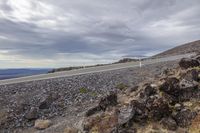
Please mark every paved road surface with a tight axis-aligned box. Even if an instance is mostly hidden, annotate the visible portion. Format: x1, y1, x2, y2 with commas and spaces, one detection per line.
0, 53, 195, 85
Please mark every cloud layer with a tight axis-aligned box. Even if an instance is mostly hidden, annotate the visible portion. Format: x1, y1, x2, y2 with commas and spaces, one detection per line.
0, 0, 200, 68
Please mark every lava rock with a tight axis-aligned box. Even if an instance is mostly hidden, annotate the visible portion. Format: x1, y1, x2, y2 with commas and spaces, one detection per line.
174, 109, 197, 127
179, 79, 198, 91
39, 94, 58, 109
85, 106, 101, 117
99, 92, 117, 111
159, 77, 180, 97
131, 100, 148, 123
144, 85, 157, 97
146, 97, 171, 121
183, 69, 200, 82
25, 107, 38, 120
160, 117, 177, 131
118, 105, 135, 127
179, 58, 200, 69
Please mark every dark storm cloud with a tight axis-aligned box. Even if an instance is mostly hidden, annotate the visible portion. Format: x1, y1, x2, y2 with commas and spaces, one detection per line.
0, 0, 200, 67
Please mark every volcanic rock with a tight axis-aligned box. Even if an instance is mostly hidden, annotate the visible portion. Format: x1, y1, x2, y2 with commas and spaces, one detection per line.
25, 107, 38, 120
118, 105, 135, 127
159, 77, 180, 97
160, 117, 177, 131
98, 92, 117, 111
179, 58, 199, 69
174, 109, 197, 127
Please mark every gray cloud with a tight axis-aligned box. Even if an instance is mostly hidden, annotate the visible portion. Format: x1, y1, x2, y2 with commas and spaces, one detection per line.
0, 0, 200, 68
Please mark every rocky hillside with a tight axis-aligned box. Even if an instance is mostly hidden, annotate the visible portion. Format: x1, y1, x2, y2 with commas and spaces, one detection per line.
154, 40, 200, 58
78, 54, 200, 133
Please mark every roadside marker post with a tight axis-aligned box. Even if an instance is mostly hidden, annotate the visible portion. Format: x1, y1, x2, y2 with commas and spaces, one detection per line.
139, 58, 142, 68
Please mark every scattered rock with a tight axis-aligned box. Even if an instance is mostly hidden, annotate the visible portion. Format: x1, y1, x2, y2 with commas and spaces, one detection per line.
85, 105, 101, 117
179, 58, 199, 69
125, 86, 138, 94
174, 103, 182, 111
179, 79, 198, 91
159, 77, 180, 97
182, 69, 200, 82
25, 107, 38, 120
144, 85, 157, 97
118, 105, 135, 127
174, 109, 197, 127
34, 119, 52, 130
160, 117, 177, 131
146, 97, 171, 120
98, 92, 117, 111
131, 100, 148, 123
64, 127, 79, 133
39, 93, 58, 109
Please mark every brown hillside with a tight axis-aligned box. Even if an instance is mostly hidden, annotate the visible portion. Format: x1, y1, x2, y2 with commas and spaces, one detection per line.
154, 40, 200, 58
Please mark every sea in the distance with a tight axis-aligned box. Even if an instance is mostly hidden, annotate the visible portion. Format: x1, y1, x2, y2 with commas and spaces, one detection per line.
0, 68, 51, 80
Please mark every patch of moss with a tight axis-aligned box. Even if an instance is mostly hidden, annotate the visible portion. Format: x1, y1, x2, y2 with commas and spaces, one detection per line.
91, 92, 98, 97
79, 87, 88, 94
116, 83, 128, 90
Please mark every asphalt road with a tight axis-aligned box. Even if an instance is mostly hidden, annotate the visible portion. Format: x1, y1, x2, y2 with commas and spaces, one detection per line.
0, 53, 195, 85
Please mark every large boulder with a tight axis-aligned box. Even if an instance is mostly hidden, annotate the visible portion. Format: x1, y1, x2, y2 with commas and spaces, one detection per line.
146, 97, 171, 121
131, 100, 148, 123
179, 58, 199, 69
179, 79, 198, 91
85, 93, 117, 117
98, 93, 117, 111
159, 77, 180, 97
118, 105, 135, 128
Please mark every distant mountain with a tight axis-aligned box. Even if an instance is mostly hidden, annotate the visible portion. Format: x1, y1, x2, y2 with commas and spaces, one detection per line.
0, 69, 50, 80
154, 40, 200, 58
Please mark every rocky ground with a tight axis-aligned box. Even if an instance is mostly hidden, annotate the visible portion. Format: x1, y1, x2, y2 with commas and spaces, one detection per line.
80, 54, 200, 133
3, 54, 200, 133
0, 60, 180, 133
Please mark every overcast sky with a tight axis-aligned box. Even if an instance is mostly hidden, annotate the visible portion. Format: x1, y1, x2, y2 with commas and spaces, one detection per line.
0, 0, 200, 68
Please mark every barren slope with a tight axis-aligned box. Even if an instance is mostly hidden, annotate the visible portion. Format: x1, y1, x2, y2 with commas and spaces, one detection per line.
154, 40, 200, 58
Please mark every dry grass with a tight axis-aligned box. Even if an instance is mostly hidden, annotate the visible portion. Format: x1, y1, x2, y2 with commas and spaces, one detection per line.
189, 114, 200, 133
